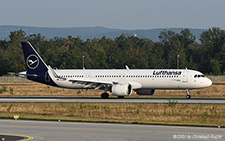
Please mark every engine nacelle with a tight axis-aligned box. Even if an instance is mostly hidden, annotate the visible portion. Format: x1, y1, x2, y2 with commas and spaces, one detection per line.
111, 83, 132, 96
134, 89, 155, 95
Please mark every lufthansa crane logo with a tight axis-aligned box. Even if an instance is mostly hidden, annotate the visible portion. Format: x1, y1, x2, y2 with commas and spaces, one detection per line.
26, 54, 39, 69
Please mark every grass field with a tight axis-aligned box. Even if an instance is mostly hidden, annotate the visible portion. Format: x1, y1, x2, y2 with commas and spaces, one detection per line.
0, 102, 224, 127
0, 82, 225, 127
0, 82, 224, 98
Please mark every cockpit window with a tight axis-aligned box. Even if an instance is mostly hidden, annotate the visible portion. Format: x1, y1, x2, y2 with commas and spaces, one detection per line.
194, 74, 205, 78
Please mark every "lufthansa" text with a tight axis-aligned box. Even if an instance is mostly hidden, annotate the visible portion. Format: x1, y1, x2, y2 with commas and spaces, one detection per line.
153, 71, 182, 75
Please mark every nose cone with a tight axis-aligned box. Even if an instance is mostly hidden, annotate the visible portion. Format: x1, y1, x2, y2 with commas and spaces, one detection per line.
206, 78, 212, 87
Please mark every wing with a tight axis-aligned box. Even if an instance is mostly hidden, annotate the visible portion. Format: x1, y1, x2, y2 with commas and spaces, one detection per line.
69, 79, 116, 89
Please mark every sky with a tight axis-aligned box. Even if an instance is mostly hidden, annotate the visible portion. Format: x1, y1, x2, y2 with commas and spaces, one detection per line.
0, 0, 225, 30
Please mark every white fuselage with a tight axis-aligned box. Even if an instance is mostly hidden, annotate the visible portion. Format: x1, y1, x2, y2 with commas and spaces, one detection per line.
52, 69, 212, 90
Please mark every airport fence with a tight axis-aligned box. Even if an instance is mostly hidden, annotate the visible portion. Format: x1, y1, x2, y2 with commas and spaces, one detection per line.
207, 76, 225, 82
0, 76, 225, 82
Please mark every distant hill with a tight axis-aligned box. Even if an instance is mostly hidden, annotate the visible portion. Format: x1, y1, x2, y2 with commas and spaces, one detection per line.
0, 25, 206, 42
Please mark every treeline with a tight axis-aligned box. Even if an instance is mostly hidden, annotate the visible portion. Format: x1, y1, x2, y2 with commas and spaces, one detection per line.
0, 27, 225, 76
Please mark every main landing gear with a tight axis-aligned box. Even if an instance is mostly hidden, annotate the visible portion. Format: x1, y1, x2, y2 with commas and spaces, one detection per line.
101, 87, 109, 99
100, 93, 125, 99
101, 93, 109, 99
117, 96, 124, 99
186, 89, 191, 99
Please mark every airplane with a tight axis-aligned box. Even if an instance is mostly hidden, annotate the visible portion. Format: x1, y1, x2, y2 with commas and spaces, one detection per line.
19, 41, 212, 99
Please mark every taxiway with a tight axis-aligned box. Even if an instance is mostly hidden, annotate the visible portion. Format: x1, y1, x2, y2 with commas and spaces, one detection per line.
0, 97, 225, 104
0, 120, 224, 141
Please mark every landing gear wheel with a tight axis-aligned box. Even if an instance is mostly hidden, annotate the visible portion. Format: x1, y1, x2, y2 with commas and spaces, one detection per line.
117, 96, 124, 99
186, 95, 191, 99
101, 93, 109, 99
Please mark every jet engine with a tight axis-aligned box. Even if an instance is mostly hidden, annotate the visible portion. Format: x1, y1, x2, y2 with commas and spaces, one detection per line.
134, 89, 155, 95
111, 83, 132, 96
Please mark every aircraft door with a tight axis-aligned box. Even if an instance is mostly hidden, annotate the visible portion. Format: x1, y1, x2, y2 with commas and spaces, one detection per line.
86, 73, 91, 78
182, 71, 188, 82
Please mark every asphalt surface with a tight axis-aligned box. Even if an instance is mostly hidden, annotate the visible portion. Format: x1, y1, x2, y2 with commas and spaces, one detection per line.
0, 134, 27, 141
0, 120, 224, 141
0, 97, 225, 104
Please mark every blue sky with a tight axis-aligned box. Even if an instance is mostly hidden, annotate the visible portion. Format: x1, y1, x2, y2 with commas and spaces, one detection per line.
0, 0, 224, 29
